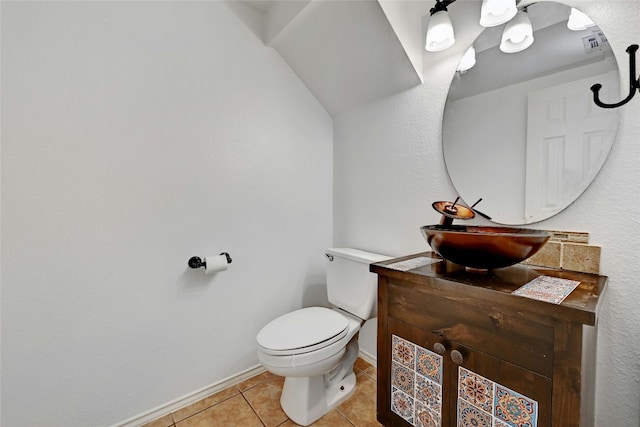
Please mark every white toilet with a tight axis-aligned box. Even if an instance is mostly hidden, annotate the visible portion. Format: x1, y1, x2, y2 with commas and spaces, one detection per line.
256, 248, 390, 426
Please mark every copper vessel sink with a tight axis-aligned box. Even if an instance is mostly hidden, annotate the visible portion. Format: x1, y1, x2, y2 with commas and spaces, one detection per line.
420, 225, 551, 270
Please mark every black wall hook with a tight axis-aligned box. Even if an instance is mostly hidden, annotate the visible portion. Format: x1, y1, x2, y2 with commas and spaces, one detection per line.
591, 44, 639, 109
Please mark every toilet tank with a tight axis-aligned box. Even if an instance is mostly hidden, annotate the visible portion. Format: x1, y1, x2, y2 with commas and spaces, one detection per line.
326, 248, 391, 320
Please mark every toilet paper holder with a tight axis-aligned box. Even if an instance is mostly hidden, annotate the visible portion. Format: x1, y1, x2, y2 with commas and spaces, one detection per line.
188, 252, 232, 269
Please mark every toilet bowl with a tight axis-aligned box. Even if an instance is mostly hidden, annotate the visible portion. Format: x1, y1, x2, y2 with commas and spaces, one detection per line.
257, 307, 362, 425
256, 248, 390, 426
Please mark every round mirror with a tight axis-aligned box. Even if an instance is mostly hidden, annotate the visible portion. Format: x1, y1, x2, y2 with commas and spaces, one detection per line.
443, 2, 619, 225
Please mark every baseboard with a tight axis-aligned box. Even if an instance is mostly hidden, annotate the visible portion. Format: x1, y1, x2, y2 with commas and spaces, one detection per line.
110, 364, 265, 427
111, 350, 378, 427
358, 349, 377, 367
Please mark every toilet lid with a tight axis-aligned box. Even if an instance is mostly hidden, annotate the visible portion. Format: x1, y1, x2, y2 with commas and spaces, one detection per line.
257, 307, 349, 355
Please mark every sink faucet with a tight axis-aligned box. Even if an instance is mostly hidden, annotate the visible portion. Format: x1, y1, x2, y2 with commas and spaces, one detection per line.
433, 197, 475, 227
432, 197, 491, 226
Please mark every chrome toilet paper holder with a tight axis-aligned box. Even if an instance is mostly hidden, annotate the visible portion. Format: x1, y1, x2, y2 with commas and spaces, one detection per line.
188, 252, 232, 269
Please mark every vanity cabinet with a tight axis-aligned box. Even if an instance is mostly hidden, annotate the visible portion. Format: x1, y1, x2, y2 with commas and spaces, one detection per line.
372, 252, 607, 427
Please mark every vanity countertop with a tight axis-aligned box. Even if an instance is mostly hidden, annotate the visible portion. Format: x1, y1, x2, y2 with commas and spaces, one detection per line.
371, 252, 607, 326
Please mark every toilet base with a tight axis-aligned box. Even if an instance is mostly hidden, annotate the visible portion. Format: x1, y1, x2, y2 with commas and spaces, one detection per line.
279, 338, 359, 426
280, 371, 356, 426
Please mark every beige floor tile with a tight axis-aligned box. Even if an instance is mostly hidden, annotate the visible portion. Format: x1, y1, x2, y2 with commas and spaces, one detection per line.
278, 409, 354, 426
337, 373, 382, 427
237, 370, 275, 392
176, 394, 263, 427
363, 367, 377, 382
141, 413, 174, 427
172, 386, 240, 422
353, 358, 373, 374
243, 376, 288, 427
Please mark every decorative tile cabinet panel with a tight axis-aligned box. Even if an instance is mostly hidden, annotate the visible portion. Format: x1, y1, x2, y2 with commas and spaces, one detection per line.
391, 335, 443, 426
372, 253, 607, 427
458, 367, 539, 427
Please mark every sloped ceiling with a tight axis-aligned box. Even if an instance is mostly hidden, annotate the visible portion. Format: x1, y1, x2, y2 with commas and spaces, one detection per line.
234, 0, 423, 116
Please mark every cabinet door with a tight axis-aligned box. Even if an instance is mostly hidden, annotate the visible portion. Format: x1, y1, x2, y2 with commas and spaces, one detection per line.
450, 341, 552, 427
384, 318, 552, 427
386, 318, 453, 427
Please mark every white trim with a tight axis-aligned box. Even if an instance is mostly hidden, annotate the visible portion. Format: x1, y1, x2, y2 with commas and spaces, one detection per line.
358, 349, 377, 368
110, 364, 265, 427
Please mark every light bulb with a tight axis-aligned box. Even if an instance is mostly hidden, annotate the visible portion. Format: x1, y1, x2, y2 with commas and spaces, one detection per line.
500, 10, 534, 53
480, 0, 517, 27
567, 8, 596, 31
510, 32, 526, 44
457, 46, 476, 72
426, 10, 455, 52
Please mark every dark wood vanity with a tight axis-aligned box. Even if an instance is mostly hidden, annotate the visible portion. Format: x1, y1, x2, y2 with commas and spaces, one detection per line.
372, 252, 607, 427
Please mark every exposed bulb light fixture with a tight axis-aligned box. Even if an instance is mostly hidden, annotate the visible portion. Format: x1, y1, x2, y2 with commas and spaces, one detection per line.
426, 1, 456, 52
424, 0, 539, 54
567, 7, 596, 31
457, 46, 476, 72
500, 9, 534, 53
479, 0, 517, 28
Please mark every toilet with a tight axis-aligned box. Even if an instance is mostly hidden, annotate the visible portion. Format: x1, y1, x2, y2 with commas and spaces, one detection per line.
256, 248, 390, 426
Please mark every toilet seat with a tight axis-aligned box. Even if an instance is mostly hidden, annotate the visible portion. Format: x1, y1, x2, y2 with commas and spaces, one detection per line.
257, 307, 349, 356
257, 308, 362, 378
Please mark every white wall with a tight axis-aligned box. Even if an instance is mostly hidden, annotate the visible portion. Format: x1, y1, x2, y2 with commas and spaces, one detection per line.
0, 2, 332, 426
334, 0, 640, 425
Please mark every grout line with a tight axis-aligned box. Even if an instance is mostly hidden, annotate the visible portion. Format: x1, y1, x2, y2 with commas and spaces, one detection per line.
274, 417, 294, 427
239, 391, 269, 427
171, 386, 242, 424
335, 407, 358, 426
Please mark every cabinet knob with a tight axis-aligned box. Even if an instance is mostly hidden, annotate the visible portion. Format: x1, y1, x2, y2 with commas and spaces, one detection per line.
450, 349, 464, 365
433, 342, 446, 355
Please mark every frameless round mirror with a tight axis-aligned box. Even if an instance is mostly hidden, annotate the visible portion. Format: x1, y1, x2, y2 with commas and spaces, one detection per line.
443, 2, 619, 225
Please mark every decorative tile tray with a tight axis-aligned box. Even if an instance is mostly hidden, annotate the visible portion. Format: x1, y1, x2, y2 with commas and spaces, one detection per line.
386, 257, 442, 272
512, 276, 581, 304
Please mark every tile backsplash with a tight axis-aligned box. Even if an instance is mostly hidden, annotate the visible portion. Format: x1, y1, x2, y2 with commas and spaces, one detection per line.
522, 230, 601, 274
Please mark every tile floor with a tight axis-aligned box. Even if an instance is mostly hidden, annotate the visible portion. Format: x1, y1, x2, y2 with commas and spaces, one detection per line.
142, 358, 382, 427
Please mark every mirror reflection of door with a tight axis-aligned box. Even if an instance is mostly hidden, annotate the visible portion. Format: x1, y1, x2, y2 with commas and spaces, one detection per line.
525, 71, 618, 222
